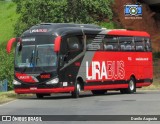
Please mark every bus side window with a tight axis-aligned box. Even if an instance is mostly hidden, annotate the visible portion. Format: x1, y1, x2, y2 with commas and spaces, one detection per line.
67, 37, 81, 51
103, 36, 118, 51
145, 38, 152, 51
86, 35, 104, 51
66, 36, 83, 61
86, 35, 94, 50
59, 35, 83, 65
119, 37, 135, 51
135, 37, 145, 51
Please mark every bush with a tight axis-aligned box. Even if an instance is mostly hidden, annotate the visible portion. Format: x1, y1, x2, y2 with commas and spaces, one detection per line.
99, 22, 116, 29
0, 42, 14, 90
153, 52, 160, 59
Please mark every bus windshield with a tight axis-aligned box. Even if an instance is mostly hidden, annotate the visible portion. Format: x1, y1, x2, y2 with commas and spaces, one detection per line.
15, 44, 57, 68
15, 35, 58, 73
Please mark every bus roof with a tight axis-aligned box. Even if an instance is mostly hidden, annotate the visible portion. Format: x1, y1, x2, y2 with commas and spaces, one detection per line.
22, 23, 102, 36
107, 30, 150, 37
22, 23, 150, 38
32, 23, 102, 30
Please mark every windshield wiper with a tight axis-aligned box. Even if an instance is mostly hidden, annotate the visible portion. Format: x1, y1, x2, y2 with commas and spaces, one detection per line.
21, 50, 34, 73
29, 50, 34, 67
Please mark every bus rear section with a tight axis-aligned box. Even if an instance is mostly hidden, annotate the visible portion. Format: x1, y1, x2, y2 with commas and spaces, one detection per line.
6, 23, 153, 98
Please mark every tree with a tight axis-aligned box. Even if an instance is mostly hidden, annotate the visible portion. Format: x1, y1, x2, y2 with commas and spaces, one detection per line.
13, 0, 114, 36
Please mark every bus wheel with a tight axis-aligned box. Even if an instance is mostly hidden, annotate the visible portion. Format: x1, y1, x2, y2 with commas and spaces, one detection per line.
126, 77, 136, 94
36, 94, 44, 99
71, 81, 81, 98
91, 90, 107, 95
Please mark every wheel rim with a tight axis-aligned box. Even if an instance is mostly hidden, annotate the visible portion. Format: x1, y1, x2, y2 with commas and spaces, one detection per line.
129, 80, 134, 91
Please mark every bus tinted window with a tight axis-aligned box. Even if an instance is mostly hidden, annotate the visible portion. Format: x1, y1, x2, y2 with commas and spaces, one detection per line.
144, 38, 152, 51
135, 37, 145, 51
60, 35, 83, 65
86, 35, 104, 51
119, 37, 135, 51
103, 36, 118, 51
67, 36, 83, 51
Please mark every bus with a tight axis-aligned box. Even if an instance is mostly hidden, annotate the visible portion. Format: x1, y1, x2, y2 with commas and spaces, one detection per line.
6, 23, 153, 98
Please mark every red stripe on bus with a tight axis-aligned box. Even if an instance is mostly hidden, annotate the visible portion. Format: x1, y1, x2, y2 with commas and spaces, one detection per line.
107, 30, 150, 37
84, 84, 128, 90
15, 87, 74, 94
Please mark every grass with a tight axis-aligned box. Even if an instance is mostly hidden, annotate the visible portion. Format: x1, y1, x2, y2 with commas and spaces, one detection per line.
141, 79, 160, 90
0, 91, 33, 104
141, 58, 160, 90
0, 1, 18, 43
0, 91, 17, 104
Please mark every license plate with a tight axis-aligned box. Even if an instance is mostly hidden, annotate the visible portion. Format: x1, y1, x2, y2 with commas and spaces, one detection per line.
30, 87, 37, 90
63, 82, 68, 87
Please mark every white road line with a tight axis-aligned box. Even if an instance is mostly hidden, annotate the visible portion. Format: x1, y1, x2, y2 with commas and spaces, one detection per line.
0, 99, 18, 107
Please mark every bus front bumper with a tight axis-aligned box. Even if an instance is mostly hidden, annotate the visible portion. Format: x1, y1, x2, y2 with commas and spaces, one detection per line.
14, 87, 74, 94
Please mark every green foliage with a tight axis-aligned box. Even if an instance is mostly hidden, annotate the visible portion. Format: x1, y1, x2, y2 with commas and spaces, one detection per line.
13, 0, 114, 36
0, 1, 18, 43
0, 42, 14, 90
0, 1, 18, 90
153, 52, 160, 59
99, 22, 116, 29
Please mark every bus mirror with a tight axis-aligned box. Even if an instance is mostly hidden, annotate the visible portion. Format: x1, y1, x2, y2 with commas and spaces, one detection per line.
6, 37, 21, 54
54, 36, 61, 52
6, 38, 16, 54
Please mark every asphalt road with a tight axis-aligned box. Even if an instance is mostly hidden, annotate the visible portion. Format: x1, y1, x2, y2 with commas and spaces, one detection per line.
0, 91, 160, 124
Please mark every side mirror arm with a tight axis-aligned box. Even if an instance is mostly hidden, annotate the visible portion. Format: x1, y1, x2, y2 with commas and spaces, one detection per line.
6, 37, 21, 54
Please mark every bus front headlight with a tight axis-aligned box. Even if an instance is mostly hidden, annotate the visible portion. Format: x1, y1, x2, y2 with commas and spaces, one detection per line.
46, 78, 59, 85
13, 80, 21, 85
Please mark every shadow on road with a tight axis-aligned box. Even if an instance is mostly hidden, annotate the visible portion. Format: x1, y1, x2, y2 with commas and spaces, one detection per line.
17, 91, 149, 100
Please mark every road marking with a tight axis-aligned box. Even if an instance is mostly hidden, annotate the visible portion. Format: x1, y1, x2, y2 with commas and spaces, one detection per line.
0, 99, 18, 107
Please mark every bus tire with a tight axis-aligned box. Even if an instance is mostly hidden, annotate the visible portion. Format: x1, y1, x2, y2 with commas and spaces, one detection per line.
126, 77, 136, 94
36, 94, 44, 99
71, 81, 81, 98
91, 90, 107, 95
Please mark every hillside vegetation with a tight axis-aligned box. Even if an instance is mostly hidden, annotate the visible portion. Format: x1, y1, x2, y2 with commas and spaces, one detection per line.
0, 1, 18, 90
0, 1, 18, 43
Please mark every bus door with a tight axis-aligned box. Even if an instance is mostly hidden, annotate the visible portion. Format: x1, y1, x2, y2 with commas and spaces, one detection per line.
59, 35, 84, 86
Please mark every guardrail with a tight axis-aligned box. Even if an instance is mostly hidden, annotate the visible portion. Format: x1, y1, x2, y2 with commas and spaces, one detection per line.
0, 79, 8, 92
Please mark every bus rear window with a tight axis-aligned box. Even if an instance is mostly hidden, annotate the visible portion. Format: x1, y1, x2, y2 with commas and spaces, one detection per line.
134, 37, 151, 52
